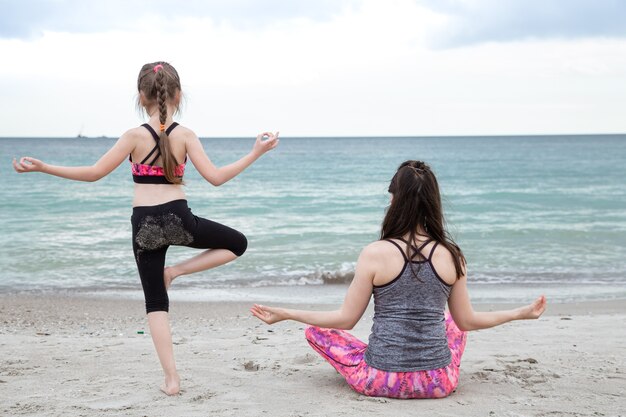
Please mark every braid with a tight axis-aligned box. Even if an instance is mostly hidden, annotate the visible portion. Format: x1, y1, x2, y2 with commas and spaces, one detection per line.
156, 70, 168, 127
153, 64, 183, 185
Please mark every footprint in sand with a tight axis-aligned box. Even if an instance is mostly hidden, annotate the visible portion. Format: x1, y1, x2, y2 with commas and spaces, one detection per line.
190, 390, 216, 402
243, 360, 260, 371
291, 353, 318, 365
471, 357, 559, 388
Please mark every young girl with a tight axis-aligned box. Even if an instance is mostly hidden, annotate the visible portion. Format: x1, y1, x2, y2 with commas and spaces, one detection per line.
251, 160, 546, 399
13, 61, 279, 396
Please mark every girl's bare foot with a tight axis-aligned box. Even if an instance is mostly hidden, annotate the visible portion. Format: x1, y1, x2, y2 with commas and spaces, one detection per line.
163, 267, 178, 290
160, 373, 180, 396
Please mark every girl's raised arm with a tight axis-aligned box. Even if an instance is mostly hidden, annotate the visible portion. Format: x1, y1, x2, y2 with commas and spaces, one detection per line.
186, 131, 279, 186
13, 131, 137, 182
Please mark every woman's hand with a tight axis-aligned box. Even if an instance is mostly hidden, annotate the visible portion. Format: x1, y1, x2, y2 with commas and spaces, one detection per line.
252, 132, 280, 157
13, 157, 45, 173
516, 295, 547, 320
250, 304, 288, 325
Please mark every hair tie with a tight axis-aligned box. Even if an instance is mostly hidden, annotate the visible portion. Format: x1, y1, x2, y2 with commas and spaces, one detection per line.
160, 124, 166, 132
153, 64, 164, 73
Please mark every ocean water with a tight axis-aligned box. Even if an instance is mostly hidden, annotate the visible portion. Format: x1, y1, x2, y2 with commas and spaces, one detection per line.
1, 135, 625, 303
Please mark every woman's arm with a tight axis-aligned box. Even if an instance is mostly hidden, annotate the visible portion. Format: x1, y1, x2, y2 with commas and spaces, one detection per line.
250, 244, 379, 329
12, 131, 136, 182
447, 275, 546, 331
186, 132, 279, 186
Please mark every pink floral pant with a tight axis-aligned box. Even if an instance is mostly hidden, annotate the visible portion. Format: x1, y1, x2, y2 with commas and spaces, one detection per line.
305, 312, 467, 399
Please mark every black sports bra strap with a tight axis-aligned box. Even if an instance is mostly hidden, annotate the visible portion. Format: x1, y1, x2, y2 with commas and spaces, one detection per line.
427, 241, 439, 260
397, 237, 434, 260
396, 237, 420, 254
140, 146, 160, 165
416, 239, 433, 252
142, 123, 160, 141
165, 122, 179, 135
161, 123, 180, 165
143, 122, 178, 138
147, 150, 162, 166
385, 239, 409, 262
139, 124, 161, 165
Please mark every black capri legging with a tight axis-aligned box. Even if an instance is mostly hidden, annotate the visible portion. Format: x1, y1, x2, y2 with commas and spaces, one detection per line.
131, 199, 247, 313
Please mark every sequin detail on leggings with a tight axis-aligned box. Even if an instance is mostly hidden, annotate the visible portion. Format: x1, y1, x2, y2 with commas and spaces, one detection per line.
304, 312, 467, 399
134, 213, 193, 256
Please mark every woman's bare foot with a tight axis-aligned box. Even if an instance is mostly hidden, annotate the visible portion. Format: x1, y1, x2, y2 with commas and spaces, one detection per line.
160, 373, 180, 396
163, 267, 178, 290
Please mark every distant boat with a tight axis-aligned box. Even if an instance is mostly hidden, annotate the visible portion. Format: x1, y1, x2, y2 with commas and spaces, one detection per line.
77, 124, 86, 138
77, 124, 109, 139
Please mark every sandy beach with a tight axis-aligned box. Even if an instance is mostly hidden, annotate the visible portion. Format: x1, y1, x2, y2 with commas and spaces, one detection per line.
0, 293, 624, 417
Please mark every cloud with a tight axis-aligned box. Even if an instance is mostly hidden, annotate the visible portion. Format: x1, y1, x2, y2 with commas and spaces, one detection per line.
420, 0, 626, 47
0, 0, 361, 39
2, 0, 626, 137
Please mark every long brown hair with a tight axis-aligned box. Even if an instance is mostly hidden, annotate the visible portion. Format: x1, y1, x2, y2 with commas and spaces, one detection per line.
380, 160, 466, 279
137, 61, 183, 185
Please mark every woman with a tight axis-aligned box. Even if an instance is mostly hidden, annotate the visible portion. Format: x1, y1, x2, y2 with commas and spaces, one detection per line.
251, 160, 546, 399
13, 61, 279, 396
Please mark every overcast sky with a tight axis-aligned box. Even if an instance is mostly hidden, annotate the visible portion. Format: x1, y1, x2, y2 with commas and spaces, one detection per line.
1, 0, 626, 137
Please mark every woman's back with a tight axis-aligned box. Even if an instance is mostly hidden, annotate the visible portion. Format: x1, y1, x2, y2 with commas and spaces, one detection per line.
365, 238, 453, 372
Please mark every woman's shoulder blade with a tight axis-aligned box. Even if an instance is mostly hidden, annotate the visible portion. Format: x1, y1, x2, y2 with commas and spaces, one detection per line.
429, 244, 458, 285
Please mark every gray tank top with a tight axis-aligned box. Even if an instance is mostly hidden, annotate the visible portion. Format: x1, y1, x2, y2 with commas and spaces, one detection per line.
364, 238, 453, 372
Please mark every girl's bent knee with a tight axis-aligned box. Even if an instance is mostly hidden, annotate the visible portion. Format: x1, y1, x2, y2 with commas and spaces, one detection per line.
232, 232, 248, 257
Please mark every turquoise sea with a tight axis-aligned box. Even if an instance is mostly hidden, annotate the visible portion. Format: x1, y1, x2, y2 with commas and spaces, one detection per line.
1, 135, 625, 304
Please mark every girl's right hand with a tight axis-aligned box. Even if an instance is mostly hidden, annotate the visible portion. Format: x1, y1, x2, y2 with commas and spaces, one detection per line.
252, 132, 280, 157
250, 304, 287, 325
13, 157, 45, 173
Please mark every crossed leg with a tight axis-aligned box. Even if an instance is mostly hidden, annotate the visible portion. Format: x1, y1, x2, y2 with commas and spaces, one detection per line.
304, 312, 467, 399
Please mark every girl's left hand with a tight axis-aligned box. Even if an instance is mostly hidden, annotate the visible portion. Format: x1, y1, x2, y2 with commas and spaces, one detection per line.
252, 132, 280, 156
13, 157, 45, 173
250, 304, 287, 325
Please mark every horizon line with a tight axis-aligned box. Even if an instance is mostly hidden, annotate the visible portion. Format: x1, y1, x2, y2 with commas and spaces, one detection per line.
1, 132, 625, 139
